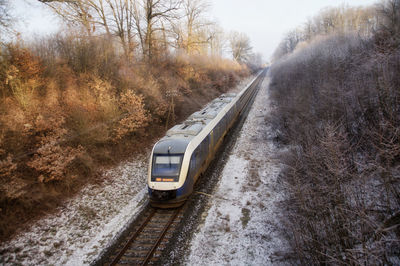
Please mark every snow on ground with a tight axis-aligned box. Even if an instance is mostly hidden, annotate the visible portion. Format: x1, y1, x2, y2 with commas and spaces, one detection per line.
0, 155, 149, 265
185, 77, 288, 265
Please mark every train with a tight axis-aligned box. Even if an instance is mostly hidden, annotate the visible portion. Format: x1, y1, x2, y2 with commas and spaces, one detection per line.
147, 70, 266, 207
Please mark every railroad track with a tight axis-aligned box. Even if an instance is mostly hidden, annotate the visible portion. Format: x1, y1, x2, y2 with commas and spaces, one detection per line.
97, 71, 267, 266
102, 206, 185, 265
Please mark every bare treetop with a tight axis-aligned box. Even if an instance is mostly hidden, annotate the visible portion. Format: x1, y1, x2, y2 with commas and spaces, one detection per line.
229, 31, 253, 63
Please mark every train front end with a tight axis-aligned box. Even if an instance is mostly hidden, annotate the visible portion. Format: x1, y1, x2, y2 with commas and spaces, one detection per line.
148, 138, 192, 208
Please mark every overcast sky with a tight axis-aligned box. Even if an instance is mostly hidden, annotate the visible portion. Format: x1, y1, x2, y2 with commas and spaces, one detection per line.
13, 0, 379, 61
211, 0, 378, 61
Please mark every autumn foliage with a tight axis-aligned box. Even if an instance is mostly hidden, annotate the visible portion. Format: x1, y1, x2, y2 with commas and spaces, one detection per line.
0, 33, 248, 240
113, 91, 150, 141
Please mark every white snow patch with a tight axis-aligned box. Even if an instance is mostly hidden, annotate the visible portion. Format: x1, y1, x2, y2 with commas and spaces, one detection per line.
0, 156, 149, 265
186, 77, 288, 265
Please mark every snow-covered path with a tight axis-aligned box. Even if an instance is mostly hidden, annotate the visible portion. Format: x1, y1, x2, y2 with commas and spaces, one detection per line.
185, 77, 288, 265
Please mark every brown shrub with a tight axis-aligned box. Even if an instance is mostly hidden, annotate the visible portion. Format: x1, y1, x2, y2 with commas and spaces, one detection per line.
61, 74, 121, 145
113, 90, 150, 141
0, 154, 17, 180
24, 109, 83, 183
7, 45, 42, 81
28, 143, 85, 183
4, 45, 43, 109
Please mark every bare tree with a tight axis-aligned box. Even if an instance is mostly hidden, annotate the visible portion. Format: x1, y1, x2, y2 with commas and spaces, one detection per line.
37, 0, 110, 35
139, 0, 181, 60
39, 0, 140, 59
0, 0, 14, 39
0, 0, 10, 27
207, 23, 225, 57
272, 5, 379, 61
247, 52, 263, 69
39, 0, 95, 36
105, 0, 137, 59
285, 29, 303, 52
310, 5, 378, 39
86, 0, 110, 35
228, 31, 252, 63
173, 0, 211, 55
377, 0, 400, 38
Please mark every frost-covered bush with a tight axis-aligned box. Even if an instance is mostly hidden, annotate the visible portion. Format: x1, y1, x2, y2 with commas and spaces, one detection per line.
269, 3, 400, 263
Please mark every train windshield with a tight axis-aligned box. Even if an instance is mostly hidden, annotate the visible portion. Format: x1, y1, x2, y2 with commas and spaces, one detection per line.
152, 155, 183, 177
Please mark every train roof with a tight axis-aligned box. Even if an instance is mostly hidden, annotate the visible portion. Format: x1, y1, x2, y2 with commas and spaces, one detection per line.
153, 92, 237, 154
167, 92, 236, 138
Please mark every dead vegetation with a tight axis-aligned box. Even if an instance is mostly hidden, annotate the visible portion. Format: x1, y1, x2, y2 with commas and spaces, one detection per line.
269, 0, 400, 264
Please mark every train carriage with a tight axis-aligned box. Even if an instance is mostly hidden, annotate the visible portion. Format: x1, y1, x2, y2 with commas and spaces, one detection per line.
148, 70, 265, 207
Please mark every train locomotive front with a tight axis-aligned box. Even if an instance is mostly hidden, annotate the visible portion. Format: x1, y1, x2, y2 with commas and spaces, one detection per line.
148, 136, 193, 207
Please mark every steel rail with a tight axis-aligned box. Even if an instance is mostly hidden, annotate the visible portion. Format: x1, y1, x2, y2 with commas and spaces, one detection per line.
109, 208, 157, 266
141, 208, 181, 266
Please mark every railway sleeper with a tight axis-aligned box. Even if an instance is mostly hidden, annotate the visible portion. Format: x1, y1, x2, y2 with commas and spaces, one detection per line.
128, 243, 166, 251
124, 249, 162, 257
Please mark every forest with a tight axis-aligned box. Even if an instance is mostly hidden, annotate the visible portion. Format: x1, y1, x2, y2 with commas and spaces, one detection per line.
0, 0, 259, 241
270, 0, 400, 263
